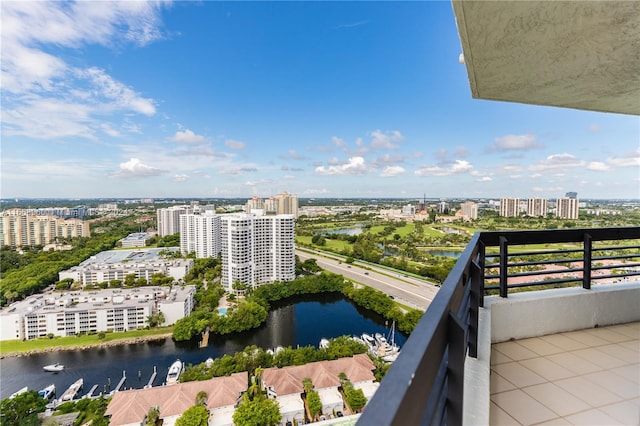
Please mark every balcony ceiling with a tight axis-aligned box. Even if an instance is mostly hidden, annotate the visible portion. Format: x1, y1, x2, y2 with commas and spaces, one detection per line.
452, 1, 640, 115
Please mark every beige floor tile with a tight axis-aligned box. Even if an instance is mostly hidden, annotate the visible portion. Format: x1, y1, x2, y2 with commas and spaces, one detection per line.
583, 370, 640, 399
564, 408, 624, 425
610, 364, 640, 385
610, 323, 640, 339
599, 400, 640, 425
492, 362, 547, 388
532, 418, 572, 425
522, 382, 591, 417
555, 376, 621, 407
494, 341, 539, 361
492, 347, 515, 365
539, 334, 588, 352
561, 330, 610, 347
519, 357, 575, 382
492, 389, 557, 425
596, 342, 640, 364
618, 340, 640, 353
571, 347, 628, 369
583, 327, 632, 344
516, 337, 565, 356
491, 370, 517, 394
546, 352, 601, 375
490, 401, 522, 425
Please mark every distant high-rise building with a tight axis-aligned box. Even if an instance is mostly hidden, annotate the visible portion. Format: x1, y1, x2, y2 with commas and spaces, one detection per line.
499, 198, 520, 217
565, 191, 578, 199
179, 211, 221, 258
220, 214, 295, 291
0, 212, 90, 246
526, 198, 548, 217
437, 201, 449, 214
556, 197, 579, 219
157, 206, 192, 237
275, 192, 299, 218
459, 202, 478, 220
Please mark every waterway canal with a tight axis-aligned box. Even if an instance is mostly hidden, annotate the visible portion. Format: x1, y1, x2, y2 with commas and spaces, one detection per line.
0, 295, 407, 399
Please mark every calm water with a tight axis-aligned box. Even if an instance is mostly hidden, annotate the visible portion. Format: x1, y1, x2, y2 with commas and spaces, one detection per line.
0, 295, 407, 399
323, 227, 363, 236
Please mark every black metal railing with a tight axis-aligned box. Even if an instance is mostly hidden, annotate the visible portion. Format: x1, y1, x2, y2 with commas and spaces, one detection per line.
357, 227, 640, 425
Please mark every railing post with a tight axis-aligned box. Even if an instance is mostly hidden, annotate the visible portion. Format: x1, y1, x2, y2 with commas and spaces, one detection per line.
447, 311, 465, 426
499, 236, 508, 298
478, 241, 485, 307
583, 233, 592, 289
469, 260, 480, 359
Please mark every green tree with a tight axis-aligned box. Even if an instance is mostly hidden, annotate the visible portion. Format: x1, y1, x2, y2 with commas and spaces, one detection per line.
124, 273, 137, 286
195, 391, 208, 406
0, 390, 46, 426
232, 394, 281, 426
175, 405, 209, 426
145, 407, 160, 426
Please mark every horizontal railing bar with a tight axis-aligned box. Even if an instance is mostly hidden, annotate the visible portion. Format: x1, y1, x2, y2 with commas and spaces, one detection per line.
484, 248, 583, 259
592, 262, 640, 270
484, 268, 584, 280
591, 271, 640, 280
479, 227, 640, 246
593, 254, 640, 261
593, 244, 640, 251
502, 277, 583, 288
485, 258, 582, 268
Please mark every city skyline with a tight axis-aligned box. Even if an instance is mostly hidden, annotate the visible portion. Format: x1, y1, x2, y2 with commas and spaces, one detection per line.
2, 2, 639, 200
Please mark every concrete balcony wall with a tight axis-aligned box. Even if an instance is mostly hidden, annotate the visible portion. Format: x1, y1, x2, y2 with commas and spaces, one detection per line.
463, 282, 640, 426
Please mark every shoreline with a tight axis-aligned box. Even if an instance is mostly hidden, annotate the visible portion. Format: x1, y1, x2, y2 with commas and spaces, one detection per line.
0, 333, 173, 359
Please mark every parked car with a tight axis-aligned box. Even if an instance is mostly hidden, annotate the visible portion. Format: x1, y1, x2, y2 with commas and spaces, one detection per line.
336, 411, 344, 417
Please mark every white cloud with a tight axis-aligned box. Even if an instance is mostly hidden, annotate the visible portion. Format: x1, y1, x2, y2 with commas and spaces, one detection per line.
173, 174, 189, 182
1, 1, 166, 140
414, 160, 473, 176
315, 156, 369, 175
282, 149, 306, 160
488, 134, 543, 151
111, 158, 166, 178
380, 166, 405, 177
371, 154, 406, 167
529, 153, 585, 171
587, 161, 610, 172
225, 139, 246, 150
370, 129, 404, 150
169, 129, 207, 144
606, 149, 640, 167
477, 176, 492, 182
303, 188, 330, 195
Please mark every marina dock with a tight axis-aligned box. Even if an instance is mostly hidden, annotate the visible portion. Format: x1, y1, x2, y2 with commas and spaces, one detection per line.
145, 366, 157, 388
114, 371, 126, 392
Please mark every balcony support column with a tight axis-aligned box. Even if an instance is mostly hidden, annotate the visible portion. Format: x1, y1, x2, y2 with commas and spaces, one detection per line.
469, 260, 481, 359
583, 233, 592, 289
499, 236, 508, 298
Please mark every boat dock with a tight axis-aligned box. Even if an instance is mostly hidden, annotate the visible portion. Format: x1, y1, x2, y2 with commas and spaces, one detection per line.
145, 367, 157, 388
114, 371, 126, 392
199, 328, 210, 348
83, 384, 98, 399
59, 379, 83, 402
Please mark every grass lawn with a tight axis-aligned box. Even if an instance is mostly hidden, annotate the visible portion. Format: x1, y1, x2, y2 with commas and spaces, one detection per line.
0, 327, 173, 354
368, 223, 415, 238
297, 236, 352, 252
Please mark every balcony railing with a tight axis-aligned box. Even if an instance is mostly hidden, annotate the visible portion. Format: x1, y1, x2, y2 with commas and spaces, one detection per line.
357, 227, 640, 425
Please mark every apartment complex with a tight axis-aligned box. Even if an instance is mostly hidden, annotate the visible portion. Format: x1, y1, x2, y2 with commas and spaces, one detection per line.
245, 192, 299, 218
220, 214, 296, 291
0, 286, 195, 340
0, 211, 90, 247
58, 248, 193, 286
526, 198, 548, 217
157, 205, 192, 237
556, 197, 580, 219
179, 211, 221, 258
499, 198, 520, 217
458, 202, 478, 220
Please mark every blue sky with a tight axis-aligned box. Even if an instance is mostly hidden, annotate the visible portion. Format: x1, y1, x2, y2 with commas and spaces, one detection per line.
2, 1, 638, 200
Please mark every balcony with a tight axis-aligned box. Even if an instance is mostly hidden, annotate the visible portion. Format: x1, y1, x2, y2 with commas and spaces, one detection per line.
358, 227, 640, 425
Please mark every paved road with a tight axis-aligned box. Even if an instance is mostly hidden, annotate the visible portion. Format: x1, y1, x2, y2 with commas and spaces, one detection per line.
297, 249, 440, 311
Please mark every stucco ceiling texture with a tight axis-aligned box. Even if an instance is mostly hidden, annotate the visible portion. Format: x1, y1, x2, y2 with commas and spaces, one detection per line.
453, 1, 640, 116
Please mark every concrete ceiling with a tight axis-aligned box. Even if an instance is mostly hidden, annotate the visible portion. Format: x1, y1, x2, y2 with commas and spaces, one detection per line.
452, 1, 640, 116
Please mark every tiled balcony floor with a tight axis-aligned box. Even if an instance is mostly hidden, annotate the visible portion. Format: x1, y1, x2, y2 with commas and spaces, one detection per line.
490, 322, 640, 425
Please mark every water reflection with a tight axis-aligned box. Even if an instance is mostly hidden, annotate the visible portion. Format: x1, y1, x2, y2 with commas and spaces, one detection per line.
0, 295, 406, 399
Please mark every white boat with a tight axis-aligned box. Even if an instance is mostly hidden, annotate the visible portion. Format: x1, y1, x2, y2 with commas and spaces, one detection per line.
38, 384, 55, 400
374, 332, 388, 346
319, 338, 330, 349
10, 386, 28, 399
43, 363, 64, 372
59, 379, 82, 401
361, 333, 376, 349
205, 357, 214, 368
166, 359, 183, 384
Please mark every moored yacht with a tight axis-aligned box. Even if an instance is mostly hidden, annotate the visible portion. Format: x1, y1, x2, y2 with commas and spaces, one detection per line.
166, 359, 183, 385
38, 384, 55, 400
43, 363, 64, 372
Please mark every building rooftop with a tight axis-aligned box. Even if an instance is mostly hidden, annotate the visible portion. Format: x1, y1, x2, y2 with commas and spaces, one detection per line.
81, 248, 180, 265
